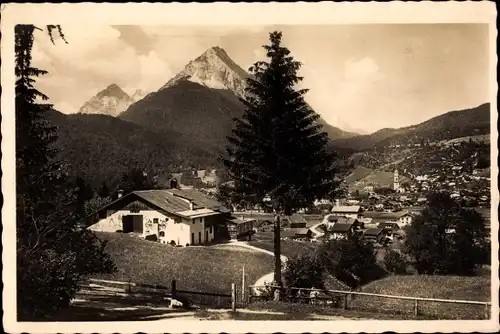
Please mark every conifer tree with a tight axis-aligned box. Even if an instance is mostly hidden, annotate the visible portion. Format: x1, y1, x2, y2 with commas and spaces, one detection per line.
15, 24, 114, 320
223, 31, 337, 299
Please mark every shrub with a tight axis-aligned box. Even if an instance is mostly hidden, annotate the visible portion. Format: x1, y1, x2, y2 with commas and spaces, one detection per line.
170, 240, 176, 247
384, 250, 407, 274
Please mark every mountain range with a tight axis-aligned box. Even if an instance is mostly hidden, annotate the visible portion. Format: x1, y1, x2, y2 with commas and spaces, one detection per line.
331, 103, 491, 151
49, 46, 491, 188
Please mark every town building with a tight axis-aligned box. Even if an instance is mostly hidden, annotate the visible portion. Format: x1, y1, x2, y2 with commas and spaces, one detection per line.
331, 205, 363, 219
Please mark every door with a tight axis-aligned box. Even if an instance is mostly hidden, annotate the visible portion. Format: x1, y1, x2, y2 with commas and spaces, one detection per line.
191, 233, 194, 245
198, 232, 202, 245
132, 215, 143, 233
205, 230, 209, 243
122, 215, 133, 233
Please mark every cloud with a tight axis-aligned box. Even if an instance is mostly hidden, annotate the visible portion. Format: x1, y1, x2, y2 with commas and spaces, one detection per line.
343, 56, 380, 81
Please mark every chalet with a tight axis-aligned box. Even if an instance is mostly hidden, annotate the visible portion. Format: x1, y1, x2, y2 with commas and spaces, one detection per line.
283, 213, 307, 228
331, 205, 363, 219
327, 223, 356, 240
226, 217, 255, 241
293, 228, 313, 240
82, 188, 232, 246
363, 210, 413, 227
324, 215, 364, 231
363, 228, 385, 244
377, 222, 400, 238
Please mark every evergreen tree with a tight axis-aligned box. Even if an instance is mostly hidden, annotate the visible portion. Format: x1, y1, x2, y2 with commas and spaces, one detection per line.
15, 24, 115, 320
119, 167, 158, 195
222, 31, 337, 298
75, 176, 94, 219
403, 191, 489, 275
98, 181, 111, 198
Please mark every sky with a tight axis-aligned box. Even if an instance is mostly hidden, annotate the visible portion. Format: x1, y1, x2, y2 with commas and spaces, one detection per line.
32, 24, 490, 134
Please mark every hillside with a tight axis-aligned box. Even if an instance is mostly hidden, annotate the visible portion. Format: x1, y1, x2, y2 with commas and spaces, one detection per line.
47, 109, 218, 188
332, 103, 490, 150
93, 232, 274, 295
349, 275, 490, 319
120, 80, 245, 151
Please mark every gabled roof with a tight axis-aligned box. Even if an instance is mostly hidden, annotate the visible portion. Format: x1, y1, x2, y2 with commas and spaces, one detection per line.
378, 222, 400, 229
84, 189, 226, 222
329, 223, 353, 233
364, 228, 384, 236
289, 213, 307, 224
331, 205, 361, 213
294, 228, 311, 236
363, 210, 411, 221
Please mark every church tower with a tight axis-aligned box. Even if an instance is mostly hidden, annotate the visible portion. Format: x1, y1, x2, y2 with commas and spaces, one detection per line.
393, 169, 400, 191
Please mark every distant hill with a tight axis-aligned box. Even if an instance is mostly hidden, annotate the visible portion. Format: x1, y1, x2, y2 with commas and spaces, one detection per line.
120, 46, 357, 155
47, 109, 218, 189
331, 103, 490, 150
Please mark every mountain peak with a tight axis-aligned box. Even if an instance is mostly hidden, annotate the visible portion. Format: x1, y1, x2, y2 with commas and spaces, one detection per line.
160, 46, 249, 97
80, 84, 135, 117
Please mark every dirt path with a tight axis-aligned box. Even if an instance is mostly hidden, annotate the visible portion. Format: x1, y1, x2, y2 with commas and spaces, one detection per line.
215, 241, 288, 294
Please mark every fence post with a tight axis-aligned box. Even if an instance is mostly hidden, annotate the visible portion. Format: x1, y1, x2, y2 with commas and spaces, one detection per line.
231, 283, 236, 311
127, 279, 132, 294
414, 299, 419, 317
484, 303, 489, 319
248, 286, 253, 304
171, 279, 177, 300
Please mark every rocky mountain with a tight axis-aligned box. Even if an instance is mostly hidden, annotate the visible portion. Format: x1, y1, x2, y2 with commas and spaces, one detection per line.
79, 84, 135, 117
120, 46, 356, 155
332, 103, 491, 151
131, 89, 149, 102
160, 46, 249, 98
47, 109, 218, 189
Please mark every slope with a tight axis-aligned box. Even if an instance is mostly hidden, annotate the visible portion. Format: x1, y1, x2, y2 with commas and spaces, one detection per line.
47, 109, 218, 189
331, 103, 490, 150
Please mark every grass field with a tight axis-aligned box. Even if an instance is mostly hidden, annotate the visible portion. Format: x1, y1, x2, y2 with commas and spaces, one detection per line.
349, 275, 491, 319
94, 232, 274, 294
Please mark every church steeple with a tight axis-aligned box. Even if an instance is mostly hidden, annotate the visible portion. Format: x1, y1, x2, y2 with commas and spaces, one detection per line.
393, 169, 400, 191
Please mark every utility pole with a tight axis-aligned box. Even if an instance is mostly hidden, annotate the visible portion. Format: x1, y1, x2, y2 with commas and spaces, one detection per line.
274, 213, 282, 301
242, 264, 246, 303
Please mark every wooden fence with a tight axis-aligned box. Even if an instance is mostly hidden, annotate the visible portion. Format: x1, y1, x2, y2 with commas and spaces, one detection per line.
87, 278, 237, 310
248, 285, 491, 320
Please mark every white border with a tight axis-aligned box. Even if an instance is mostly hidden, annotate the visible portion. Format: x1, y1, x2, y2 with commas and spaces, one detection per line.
1, 2, 498, 333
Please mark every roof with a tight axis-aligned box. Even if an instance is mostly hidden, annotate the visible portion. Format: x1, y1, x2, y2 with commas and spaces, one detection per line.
86, 189, 226, 221
328, 223, 353, 233
362, 210, 411, 221
378, 222, 400, 229
331, 205, 361, 213
177, 208, 219, 219
364, 228, 384, 236
226, 217, 251, 225
294, 228, 311, 235
289, 213, 307, 224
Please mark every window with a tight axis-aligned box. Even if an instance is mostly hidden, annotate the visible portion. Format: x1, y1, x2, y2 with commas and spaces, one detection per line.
159, 231, 165, 237
153, 218, 159, 224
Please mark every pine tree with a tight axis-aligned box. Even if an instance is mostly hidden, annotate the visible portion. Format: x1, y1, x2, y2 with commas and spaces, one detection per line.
222, 31, 337, 298
15, 24, 115, 320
